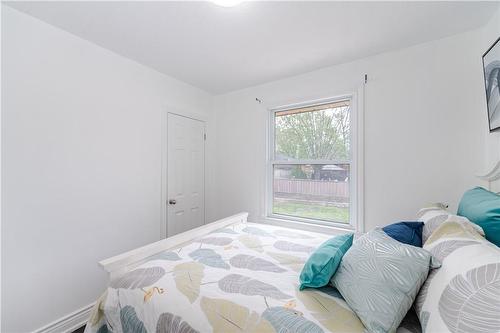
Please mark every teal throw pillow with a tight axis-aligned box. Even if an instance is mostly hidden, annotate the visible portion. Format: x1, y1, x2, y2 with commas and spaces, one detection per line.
457, 186, 500, 247
299, 233, 353, 290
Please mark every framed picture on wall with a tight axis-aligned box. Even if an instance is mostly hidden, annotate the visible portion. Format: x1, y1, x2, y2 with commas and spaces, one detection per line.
483, 36, 500, 132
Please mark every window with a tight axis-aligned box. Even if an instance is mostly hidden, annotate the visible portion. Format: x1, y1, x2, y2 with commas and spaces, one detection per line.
268, 97, 357, 228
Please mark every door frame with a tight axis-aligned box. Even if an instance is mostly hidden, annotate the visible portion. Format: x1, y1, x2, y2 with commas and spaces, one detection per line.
161, 110, 207, 239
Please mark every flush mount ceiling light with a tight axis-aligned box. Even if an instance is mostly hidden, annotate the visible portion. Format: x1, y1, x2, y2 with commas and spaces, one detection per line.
211, 0, 244, 7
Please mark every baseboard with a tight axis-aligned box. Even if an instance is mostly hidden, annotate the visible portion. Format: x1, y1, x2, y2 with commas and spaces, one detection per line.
33, 303, 94, 333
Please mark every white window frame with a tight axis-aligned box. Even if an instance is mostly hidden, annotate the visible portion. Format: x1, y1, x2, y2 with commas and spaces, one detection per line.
265, 93, 364, 231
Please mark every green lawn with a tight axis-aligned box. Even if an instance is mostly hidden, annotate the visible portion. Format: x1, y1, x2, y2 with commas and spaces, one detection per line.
273, 200, 349, 223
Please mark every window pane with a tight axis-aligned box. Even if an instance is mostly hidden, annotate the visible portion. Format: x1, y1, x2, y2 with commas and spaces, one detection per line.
273, 164, 350, 223
275, 100, 350, 161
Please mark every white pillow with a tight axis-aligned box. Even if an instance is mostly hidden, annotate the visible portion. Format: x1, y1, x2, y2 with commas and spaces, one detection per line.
416, 206, 484, 243
414, 219, 500, 333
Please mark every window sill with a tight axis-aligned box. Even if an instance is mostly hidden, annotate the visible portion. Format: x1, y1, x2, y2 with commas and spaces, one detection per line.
251, 215, 355, 235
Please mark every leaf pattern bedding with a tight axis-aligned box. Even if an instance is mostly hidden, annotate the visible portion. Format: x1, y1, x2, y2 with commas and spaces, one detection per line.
85, 222, 368, 333
414, 217, 500, 333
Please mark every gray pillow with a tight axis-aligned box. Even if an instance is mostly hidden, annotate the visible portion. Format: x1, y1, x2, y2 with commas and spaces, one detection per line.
331, 228, 440, 333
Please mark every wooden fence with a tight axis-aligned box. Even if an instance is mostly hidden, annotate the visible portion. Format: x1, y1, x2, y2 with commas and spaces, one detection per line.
274, 178, 349, 200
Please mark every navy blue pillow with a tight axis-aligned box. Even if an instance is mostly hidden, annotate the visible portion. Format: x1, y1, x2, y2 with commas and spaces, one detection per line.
382, 221, 424, 247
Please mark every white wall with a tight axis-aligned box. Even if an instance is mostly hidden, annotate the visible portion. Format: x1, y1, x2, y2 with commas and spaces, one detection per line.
481, 8, 500, 171
1, 6, 215, 332
213, 21, 496, 231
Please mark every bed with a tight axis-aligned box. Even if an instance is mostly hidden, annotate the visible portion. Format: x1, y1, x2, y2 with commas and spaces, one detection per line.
85, 164, 500, 333
86, 214, 373, 333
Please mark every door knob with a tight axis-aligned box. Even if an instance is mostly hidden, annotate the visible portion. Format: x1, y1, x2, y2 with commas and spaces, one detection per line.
169, 199, 177, 205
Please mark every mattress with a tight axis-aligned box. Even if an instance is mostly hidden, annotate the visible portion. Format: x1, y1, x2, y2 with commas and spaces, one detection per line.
85, 221, 421, 333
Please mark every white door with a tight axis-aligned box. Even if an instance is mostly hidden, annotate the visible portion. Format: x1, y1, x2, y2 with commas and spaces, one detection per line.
167, 113, 205, 236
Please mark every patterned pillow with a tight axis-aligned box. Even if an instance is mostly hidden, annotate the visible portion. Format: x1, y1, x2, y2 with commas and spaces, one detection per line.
331, 228, 440, 333
416, 206, 484, 243
415, 219, 500, 333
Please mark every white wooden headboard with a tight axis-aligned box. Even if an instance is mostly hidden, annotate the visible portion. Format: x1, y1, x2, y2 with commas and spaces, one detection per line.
477, 161, 500, 191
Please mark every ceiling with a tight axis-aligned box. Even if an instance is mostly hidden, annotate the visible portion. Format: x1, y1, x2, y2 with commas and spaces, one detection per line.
5, 1, 498, 94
